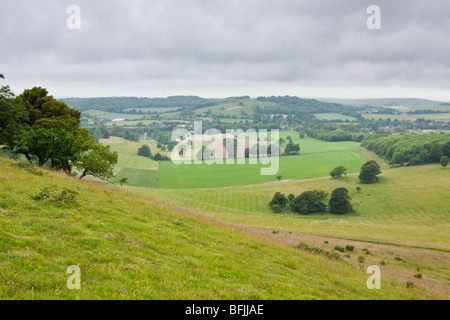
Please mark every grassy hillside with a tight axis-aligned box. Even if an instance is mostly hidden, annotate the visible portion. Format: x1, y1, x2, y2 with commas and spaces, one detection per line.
0, 156, 434, 299
143, 165, 450, 249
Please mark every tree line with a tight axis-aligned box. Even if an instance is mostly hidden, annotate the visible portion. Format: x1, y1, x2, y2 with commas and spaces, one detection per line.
362, 133, 450, 166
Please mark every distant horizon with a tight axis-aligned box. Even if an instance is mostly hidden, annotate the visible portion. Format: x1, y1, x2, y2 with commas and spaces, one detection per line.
57, 94, 447, 103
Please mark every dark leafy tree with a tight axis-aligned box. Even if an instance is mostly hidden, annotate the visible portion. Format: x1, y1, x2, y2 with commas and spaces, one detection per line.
329, 188, 353, 214
137, 144, 152, 158
288, 193, 295, 202
330, 166, 347, 178
429, 143, 444, 163
442, 141, 450, 158
284, 141, 300, 155
358, 160, 381, 184
290, 190, 327, 214
440, 156, 449, 168
153, 152, 162, 161
76, 144, 118, 180
269, 192, 288, 209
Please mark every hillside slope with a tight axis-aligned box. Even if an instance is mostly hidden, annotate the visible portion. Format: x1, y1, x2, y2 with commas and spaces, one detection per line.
0, 157, 439, 299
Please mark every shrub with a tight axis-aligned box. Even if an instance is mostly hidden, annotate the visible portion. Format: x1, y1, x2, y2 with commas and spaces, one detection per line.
414, 273, 423, 279
357, 256, 365, 263
345, 245, 354, 252
271, 204, 282, 213
406, 281, 414, 288
32, 185, 78, 204
296, 242, 342, 261
269, 192, 288, 210
334, 245, 345, 252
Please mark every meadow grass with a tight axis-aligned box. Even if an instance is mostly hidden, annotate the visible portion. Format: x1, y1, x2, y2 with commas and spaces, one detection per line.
0, 156, 433, 299
158, 150, 367, 188
141, 165, 450, 250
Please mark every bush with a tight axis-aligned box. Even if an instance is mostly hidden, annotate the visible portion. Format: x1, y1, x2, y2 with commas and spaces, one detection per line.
297, 242, 342, 261
32, 185, 78, 204
406, 281, 415, 288
271, 204, 282, 213
357, 256, 365, 263
269, 192, 288, 209
334, 245, 345, 252
414, 273, 423, 279
345, 245, 354, 252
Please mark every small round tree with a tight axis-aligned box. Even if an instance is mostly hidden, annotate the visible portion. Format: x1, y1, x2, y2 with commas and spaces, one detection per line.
358, 160, 381, 184
329, 187, 353, 214
137, 144, 152, 158
269, 192, 288, 211
440, 155, 449, 168
330, 166, 347, 179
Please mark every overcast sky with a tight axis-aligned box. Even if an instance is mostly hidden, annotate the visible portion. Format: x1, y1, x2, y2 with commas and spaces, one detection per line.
1, 0, 450, 100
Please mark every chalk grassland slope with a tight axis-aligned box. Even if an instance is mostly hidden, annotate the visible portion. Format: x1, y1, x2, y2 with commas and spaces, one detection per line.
141, 165, 450, 250
0, 157, 432, 299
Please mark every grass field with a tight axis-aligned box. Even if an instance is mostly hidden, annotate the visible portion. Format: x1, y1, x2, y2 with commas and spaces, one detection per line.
144, 165, 450, 249
1, 156, 433, 299
99, 137, 164, 187
194, 99, 278, 117
158, 150, 367, 188
362, 113, 450, 122
314, 113, 357, 121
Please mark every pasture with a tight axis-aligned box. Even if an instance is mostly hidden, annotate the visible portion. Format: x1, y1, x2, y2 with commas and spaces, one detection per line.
1, 156, 431, 299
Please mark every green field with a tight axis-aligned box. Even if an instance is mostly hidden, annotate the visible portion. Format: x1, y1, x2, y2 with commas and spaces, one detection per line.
314, 113, 357, 121
99, 137, 163, 187
84, 109, 147, 121
159, 150, 367, 188
194, 99, 277, 118
122, 107, 181, 113
362, 113, 450, 122
1, 156, 431, 299
145, 165, 450, 248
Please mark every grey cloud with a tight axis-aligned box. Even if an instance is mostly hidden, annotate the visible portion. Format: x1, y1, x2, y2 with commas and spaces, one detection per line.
0, 0, 449, 99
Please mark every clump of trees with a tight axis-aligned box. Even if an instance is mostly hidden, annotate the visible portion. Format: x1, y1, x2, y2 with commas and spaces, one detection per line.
283, 141, 300, 155
362, 133, 450, 166
269, 188, 353, 215
0, 78, 118, 180
358, 160, 381, 184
